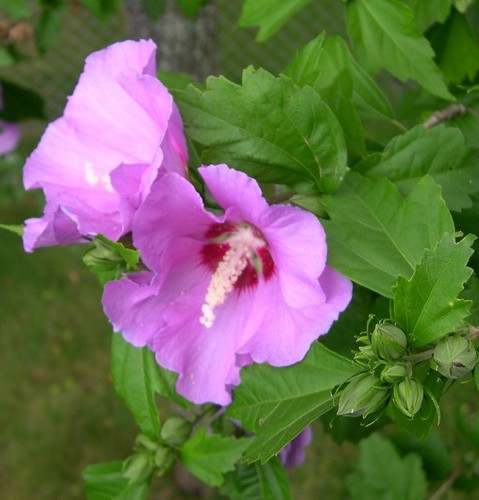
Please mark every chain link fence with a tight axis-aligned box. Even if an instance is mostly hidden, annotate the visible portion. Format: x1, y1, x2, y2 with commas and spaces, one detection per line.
1, 0, 344, 119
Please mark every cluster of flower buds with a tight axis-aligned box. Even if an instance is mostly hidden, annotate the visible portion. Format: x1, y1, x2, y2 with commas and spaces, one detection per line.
338, 319, 479, 422
338, 322, 421, 420
122, 416, 192, 484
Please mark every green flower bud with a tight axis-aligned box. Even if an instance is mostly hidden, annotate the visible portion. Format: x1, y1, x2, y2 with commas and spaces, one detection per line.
135, 433, 159, 451
123, 452, 154, 484
393, 378, 424, 419
337, 372, 389, 418
160, 416, 192, 446
433, 336, 478, 380
154, 445, 176, 476
371, 323, 407, 361
381, 363, 407, 384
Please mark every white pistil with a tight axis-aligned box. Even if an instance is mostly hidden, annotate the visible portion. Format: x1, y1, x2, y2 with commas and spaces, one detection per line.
200, 226, 265, 328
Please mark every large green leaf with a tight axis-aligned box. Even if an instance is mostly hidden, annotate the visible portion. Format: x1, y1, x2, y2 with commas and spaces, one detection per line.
227, 343, 360, 463
220, 459, 291, 500
111, 336, 191, 437
83, 461, 148, 500
174, 68, 347, 192
347, 434, 427, 500
347, 0, 453, 100
321, 173, 454, 297
242, 391, 337, 464
111, 335, 161, 437
238, 0, 311, 42
429, 8, 479, 84
357, 125, 479, 212
179, 428, 250, 487
393, 233, 475, 347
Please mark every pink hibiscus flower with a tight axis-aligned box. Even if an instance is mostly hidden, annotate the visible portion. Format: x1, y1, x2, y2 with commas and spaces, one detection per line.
102, 164, 352, 405
23, 39, 187, 252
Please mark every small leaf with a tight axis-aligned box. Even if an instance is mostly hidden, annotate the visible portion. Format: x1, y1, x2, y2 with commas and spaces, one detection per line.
347, 0, 453, 100
220, 459, 292, 500
82, 461, 148, 500
347, 433, 427, 500
0, 223, 23, 236
174, 67, 346, 192
83, 235, 139, 285
393, 233, 475, 347
80, 0, 122, 20
401, 0, 451, 31
357, 125, 479, 212
321, 173, 454, 297
239, 0, 311, 42
179, 428, 251, 487
429, 8, 479, 84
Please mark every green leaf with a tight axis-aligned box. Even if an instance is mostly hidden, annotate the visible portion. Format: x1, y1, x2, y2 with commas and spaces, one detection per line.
83, 461, 148, 500
174, 68, 347, 192
111, 335, 161, 438
179, 428, 250, 487
83, 235, 139, 285
347, 0, 453, 100
0, 223, 23, 236
239, 0, 311, 42
285, 34, 393, 118
221, 459, 292, 500
357, 125, 479, 212
393, 233, 475, 347
401, 0, 451, 31
0, 79, 45, 121
321, 173, 454, 297
177, 0, 209, 18
227, 343, 360, 463
347, 433, 427, 500
35, 6, 62, 52
0, 0, 30, 18
0, 48, 14, 67
429, 8, 479, 84
141, 0, 167, 20
80, 0, 121, 20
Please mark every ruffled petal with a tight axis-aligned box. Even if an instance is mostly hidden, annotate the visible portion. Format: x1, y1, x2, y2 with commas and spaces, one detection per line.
133, 173, 217, 274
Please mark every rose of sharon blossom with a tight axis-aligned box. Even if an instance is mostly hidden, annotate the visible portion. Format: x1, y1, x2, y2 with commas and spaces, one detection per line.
103, 165, 352, 405
0, 121, 20, 155
279, 426, 313, 468
23, 39, 187, 252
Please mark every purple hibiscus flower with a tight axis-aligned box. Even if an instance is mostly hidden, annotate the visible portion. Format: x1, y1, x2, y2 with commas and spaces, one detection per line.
0, 121, 20, 155
102, 164, 352, 405
23, 39, 187, 252
279, 426, 313, 468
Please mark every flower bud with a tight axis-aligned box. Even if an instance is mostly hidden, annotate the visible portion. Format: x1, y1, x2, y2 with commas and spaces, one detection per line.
381, 363, 407, 384
160, 416, 192, 446
371, 323, 407, 360
393, 378, 424, 418
154, 445, 176, 476
123, 452, 154, 484
337, 373, 389, 418
433, 336, 477, 380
